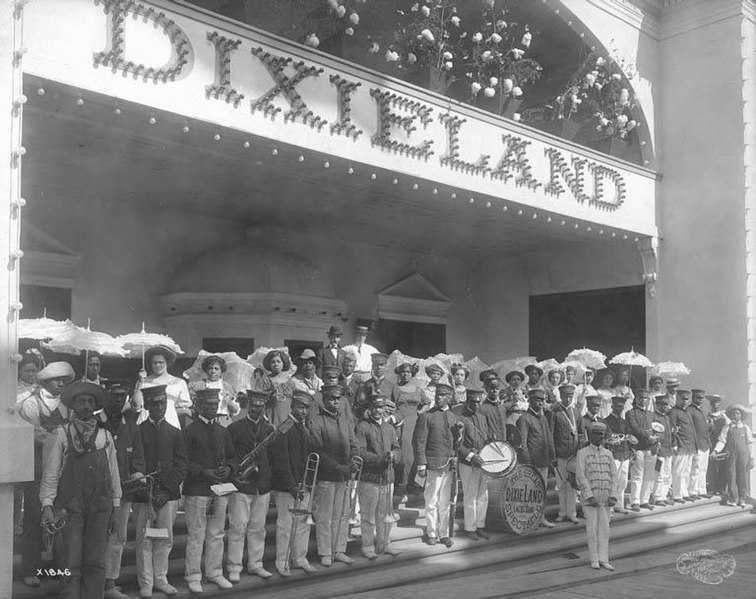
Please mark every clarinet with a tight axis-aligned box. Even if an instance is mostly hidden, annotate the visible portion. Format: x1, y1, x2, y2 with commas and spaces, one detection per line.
448, 422, 464, 539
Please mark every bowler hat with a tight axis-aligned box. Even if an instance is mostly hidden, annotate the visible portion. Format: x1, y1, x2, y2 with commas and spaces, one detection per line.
327, 325, 343, 337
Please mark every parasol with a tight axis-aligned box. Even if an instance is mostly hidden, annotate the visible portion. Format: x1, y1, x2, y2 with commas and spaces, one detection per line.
385, 350, 430, 384
462, 356, 490, 385
18, 317, 78, 340
116, 324, 183, 369
42, 322, 127, 357
245, 347, 297, 385
560, 359, 586, 380
649, 361, 691, 378
565, 348, 607, 370
609, 350, 654, 369
490, 356, 538, 379
537, 358, 562, 375
183, 351, 253, 396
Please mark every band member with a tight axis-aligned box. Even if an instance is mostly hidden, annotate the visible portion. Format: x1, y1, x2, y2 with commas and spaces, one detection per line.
650, 395, 674, 507
714, 404, 753, 507
356, 395, 401, 558
182, 388, 238, 593
687, 389, 711, 499
582, 395, 602, 429
187, 355, 240, 427
133, 346, 192, 430
517, 389, 556, 528
626, 390, 659, 511
270, 391, 317, 575
480, 375, 507, 441
18, 360, 75, 588
603, 396, 636, 514
226, 391, 274, 581
133, 385, 187, 598
317, 325, 347, 377
549, 384, 586, 523
575, 422, 618, 571
103, 381, 146, 599
414, 383, 461, 547
706, 394, 729, 496
668, 389, 696, 503
457, 389, 491, 540
310, 383, 359, 566
342, 325, 379, 383
40, 382, 121, 599
339, 351, 361, 411
311, 365, 353, 425
355, 353, 396, 419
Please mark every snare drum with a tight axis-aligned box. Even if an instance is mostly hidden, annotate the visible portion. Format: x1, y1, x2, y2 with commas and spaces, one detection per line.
479, 441, 518, 478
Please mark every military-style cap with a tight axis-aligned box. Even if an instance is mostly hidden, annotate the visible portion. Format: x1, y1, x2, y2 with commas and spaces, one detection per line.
141, 384, 168, 403
292, 390, 313, 407
371, 353, 389, 364
665, 378, 680, 387
434, 382, 454, 396
691, 389, 706, 397
559, 384, 576, 395
106, 379, 131, 394
245, 389, 269, 406
322, 365, 342, 377
195, 388, 221, 403
585, 394, 601, 404
321, 383, 343, 397
587, 421, 607, 434
370, 395, 387, 407
655, 394, 671, 405
706, 394, 722, 402
528, 389, 547, 400
466, 388, 485, 401
635, 389, 651, 398
611, 395, 626, 404
677, 389, 692, 398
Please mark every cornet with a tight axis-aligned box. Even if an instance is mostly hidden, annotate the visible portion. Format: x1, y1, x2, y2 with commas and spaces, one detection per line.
284, 453, 320, 574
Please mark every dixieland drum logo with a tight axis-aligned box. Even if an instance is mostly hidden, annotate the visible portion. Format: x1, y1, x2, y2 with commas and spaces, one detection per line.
501, 464, 546, 535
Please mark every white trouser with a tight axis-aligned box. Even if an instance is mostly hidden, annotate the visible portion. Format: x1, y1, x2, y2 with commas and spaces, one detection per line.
274, 490, 312, 571
105, 500, 132, 580
133, 500, 178, 590
629, 449, 657, 505
227, 492, 271, 574
688, 449, 710, 496
671, 452, 693, 499
313, 480, 349, 557
424, 467, 452, 539
536, 467, 550, 523
652, 456, 672, 501
612, 459, 630, 508
459, 463, 488, 531
584, 505, 611, 565
554, 458, 577, 518
357, 482, 394, 553
183, 495, 228, 582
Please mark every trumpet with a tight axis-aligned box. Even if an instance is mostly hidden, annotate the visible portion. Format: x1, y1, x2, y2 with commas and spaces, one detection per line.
284, 452, 320, 574
606, 433, 638, 446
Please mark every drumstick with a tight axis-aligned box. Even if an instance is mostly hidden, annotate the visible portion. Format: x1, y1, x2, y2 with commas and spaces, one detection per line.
488, 442, 509, 460
482, 458, 512, 464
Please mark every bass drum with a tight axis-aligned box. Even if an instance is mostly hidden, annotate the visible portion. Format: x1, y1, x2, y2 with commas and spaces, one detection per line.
479, 441, 517, 478
486, 464, 547, 536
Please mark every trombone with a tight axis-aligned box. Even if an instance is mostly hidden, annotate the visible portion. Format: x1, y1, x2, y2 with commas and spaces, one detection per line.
284, 452, 320, 574
336, 456, 363, 550
380, 453, 398, 524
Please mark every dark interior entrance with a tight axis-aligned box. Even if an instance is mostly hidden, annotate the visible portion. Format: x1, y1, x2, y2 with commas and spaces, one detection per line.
372, 319, 446, 358
529, 286, 646, 388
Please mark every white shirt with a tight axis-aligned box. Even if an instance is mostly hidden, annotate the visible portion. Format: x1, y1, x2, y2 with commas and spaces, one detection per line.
342, 343, 379, 372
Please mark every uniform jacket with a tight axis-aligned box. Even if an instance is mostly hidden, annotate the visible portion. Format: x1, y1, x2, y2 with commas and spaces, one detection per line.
457, 408, 489, 467
668, 405, 696, 453
517, 408, 555, 467
653, 412, 673, 457
310, 408, 358, 482
479, 400, 507, 442
549, 403, 586, 459
317, 346, 347, 376
355, 377, 397, 414
183, 417, 238, 496
575, 443, 617, 506
227, 416, 274, 495
269, 415, 311, 494
355, 417, 400, 485
603, 413, 633, 461
103, 412, 146, 499
138, 418, 187, 501
688, 404, 711, 452
413, 407, 460, 470
626, 407, 657, 451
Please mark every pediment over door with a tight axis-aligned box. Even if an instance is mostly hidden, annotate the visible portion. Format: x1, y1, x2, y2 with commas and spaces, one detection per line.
377, 273, 451, 324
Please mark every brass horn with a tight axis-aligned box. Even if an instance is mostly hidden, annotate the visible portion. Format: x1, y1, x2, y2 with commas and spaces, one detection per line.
284, 452, 320, 575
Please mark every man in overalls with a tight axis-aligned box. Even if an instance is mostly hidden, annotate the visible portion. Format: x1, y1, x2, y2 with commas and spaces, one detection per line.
18, 361, 75, 587
714, 404, 753, 507
40, 381, 122, 599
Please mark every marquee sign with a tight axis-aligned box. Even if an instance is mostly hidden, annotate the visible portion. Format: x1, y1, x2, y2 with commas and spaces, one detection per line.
22, 0, 657, 235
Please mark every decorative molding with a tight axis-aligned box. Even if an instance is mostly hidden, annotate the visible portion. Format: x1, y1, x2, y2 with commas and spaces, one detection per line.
658, 0, 745, 40
161, 291, 346, 318
377, 273, 450, 324
637, 237, 659, 297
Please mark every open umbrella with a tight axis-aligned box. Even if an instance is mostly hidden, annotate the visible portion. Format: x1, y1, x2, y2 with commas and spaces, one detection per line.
42, 323, 126, 357
385, 350, 427, 383
462, 356, 490, 385
537, 358, 562, 374
565, 348, 607, 370
609, 350, 654, 369
245, 346, 297, 385
560, 359, 586, 380
650, 361, 691, 378
116, 324, 183, 369
183, 351, 253, 396
18, 317, 78, 340
490, 356, 538, 379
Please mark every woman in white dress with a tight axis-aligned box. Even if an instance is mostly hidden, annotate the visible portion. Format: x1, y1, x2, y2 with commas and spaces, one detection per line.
187, 355, 240, 427
133, 345, 191, 429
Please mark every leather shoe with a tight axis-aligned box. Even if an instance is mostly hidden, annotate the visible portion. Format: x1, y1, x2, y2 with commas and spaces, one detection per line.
653, 500, 667, 507
476, 528, 491, 539
590, 562, 600, 570
139, 588, 153, 599
363, 549, 377, 559
555, 516, 566, 522
154, 584, 179, 596
277, 568, 291, 577
540, 519, 556, 528
673, 498, 685, 504
187, 581, 203, 594
688, 494, 700, 501
427, 537, 438, 546
629, 503, 641, 512
440, 537, 454, 548
227, 571, 240, 583
296, 561, 317, 573
726, 501, 738, 507
384, 547, 402, 556
466, 530, 480, 541
334, 552, 354, 564
613, 508, 629, 515
665, 499, 675, 506
639, 503, 655, 510
105, 588, 133, 599
248, 567, 273, 579
208, 576, 233, 590
568, 516, 581, 523
684, 496, 695, 503
600, 561, 615, 571
320, 556, 333, 567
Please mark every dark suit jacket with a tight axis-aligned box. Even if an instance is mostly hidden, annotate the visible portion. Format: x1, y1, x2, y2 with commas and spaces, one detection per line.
317, 346, 347, 376
138, 418, 188, 501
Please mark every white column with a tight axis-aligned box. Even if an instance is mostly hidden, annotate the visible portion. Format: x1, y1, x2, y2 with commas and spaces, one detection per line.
0, 1, 35, 596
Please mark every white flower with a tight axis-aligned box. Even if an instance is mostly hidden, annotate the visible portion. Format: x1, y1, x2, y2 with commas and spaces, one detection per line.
612, 73, 622, 81
472, 32, 483, 43
511, 48, 524, 59
444, 61, 453, 70
411, 2, 419, 11
594, 82, 603, 92
345, 27, 354, 36
481, 50, 493, 62
521, 32, 532, 48
484, 0, 495, 7
596, 57, 606, 66
349, 12, 359, 24
616, 114, 628, 127
336, 5, 346, 18
385, 50, 399, 62
619, 88, 630, 105
407, 52, 418, 64
627, 120, 637, 130
512, 86, 523, 98
421, 29, 435, 42
368, 42, 380, 53
451, 16, 461, 27
304, 34, 320, 48
502, 78, 513, 92
327, 0, 339, 9
599, 117, 609, 127
483, 86, 496, 98
443, 51, 453, 60
513, 113, 521, 121
496, 20, 507, 30
489, 76, 498, 86
471, 81, 482, 95
421, 5, 430, 17
585, 73, 596, 86
490, 33, 502, 44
